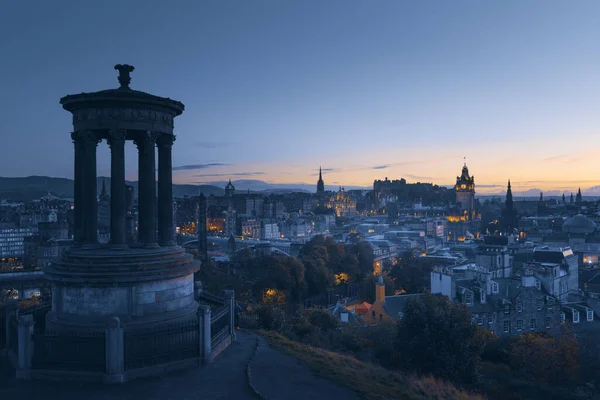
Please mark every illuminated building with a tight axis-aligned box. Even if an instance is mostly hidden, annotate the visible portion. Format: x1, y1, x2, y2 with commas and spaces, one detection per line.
454, 162, 476, 221
328, 187, 357, 217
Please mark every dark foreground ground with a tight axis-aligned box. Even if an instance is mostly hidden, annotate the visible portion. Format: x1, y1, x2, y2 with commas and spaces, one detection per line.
0, 330, 359, 400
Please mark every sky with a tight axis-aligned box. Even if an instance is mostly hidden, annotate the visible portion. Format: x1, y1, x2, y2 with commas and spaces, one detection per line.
1, 1, 600, 195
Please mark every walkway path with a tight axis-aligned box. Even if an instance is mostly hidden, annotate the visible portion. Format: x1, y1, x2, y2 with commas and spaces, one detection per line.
249, 336, 361, 400
0, 331, 359, 400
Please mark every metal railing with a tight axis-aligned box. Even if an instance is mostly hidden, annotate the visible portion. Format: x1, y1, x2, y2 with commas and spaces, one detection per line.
32, 331, 106, 372
124, 319, 199, 371
210, 304, 230, 348
9, 315, 18, 355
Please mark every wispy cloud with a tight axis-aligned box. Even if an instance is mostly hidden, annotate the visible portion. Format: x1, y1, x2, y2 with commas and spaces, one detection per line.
172, 163, 229, 171
194, 172, 264, 178
373, 165, 388, 170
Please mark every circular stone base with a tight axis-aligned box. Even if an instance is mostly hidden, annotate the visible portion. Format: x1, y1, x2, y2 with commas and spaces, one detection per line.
43, 245, 200, 332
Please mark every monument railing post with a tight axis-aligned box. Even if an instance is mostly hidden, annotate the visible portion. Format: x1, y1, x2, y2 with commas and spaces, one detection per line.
108, 129, 128, 249
157, 134, 175, 246
223, 290, 236, 342
3, 300, 17, 356
105, 316, 124, 383
198, 305, 211, 364
16, 314, 33, 379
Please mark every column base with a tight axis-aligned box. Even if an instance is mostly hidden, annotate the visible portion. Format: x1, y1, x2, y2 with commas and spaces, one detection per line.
109, 243, 129, 250
143, 242, 161, 249
158, 241, 176, 247
80, 243, 100, 251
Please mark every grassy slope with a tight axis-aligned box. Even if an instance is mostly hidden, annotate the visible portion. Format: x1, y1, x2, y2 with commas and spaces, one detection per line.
260, 331, 486, 400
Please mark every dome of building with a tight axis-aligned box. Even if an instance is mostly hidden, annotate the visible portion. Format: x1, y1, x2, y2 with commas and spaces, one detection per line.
562, 214, 597, 234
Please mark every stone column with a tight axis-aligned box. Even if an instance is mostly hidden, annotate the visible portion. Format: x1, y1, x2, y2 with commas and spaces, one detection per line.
104, 316, 124, 383
107, 130, 127, 249
198, 305, 211, 364
81, 131, 100, 246
71, 132, 85, 245
135, 132, 158, 248
16, 314, 33, 380
223, 290, 236, 342
157, 134, 176, 246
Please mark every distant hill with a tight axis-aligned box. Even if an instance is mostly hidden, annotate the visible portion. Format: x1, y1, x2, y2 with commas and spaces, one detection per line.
0, 176, 224, 201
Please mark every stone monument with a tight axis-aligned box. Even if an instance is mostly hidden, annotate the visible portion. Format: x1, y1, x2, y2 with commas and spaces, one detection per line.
44, 64, 200, 332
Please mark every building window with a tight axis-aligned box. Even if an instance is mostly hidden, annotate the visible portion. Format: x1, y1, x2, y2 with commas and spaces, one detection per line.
464, 291, 473, 306
561, 312, 566, 324
536, 298, 543, 311
530, 318, 536, 330
480, 291, 486, 304
516, 300, 523, 313
488, 314, 495, 325
587, 309, 594, 322
477, 316, 483, 325
516, 319, 523, 331
503, 320, 510, 333
504, 304, 510, 314
545, 317, 552, 329
492, 282, 499, 294
573, 311, 580, 323
535, 279, 541, 290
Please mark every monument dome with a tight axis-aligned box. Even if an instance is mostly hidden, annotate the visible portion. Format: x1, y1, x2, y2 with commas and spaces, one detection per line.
562, 214, 596, 234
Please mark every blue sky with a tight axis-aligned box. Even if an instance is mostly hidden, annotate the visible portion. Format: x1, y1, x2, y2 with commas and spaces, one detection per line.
1, 1, 600, 193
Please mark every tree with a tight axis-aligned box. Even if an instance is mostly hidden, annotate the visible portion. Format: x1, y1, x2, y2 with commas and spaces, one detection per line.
510, 324, 579, 385
394, 292, 486, 384
253, 255, 306, 309
301, 254, 333, 296
353, 241, 375, 276
389, 256, 432, 294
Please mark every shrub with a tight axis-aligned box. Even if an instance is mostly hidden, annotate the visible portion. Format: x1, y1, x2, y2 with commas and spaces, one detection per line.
308, 309, 338, 331
254, 304, 287, 331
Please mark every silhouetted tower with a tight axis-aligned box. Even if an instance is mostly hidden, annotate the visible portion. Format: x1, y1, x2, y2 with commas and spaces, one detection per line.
227, 234, 236, 255
197, 193, 208, 262
317, 166, 325, 194
225, 179, 235, 196
570, 193, 575, 203
502, 180, 516, 231
455, 163, 476, 220
537, 192, 546, 214
576, 188, 583, 203
562, 193, 566, 204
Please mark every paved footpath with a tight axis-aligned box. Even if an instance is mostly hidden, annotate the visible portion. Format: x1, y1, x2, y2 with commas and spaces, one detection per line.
0, 331, 359, 400
248, 336, 361, 400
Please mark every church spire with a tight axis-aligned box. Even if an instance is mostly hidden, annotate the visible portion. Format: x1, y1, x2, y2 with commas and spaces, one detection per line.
317, 165, 325, 194
576, 187, 583, 203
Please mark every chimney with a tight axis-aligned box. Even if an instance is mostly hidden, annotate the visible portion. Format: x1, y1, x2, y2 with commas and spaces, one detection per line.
375, 275, 386, 303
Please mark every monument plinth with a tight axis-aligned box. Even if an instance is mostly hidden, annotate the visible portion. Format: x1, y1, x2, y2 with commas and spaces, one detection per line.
44, 65, 200, 332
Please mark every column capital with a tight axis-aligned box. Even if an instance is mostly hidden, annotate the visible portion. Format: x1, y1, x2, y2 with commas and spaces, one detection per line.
134, 131, 158, 147
72, 130, 100, 145
156, 134, 176, 149
107, 129, 127, 147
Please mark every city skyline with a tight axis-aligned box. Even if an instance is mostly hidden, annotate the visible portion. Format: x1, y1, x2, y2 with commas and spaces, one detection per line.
2, 1, 600, 194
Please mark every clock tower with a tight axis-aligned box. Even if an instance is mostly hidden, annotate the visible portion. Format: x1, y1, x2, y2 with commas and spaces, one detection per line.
455, 163, 476, 220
